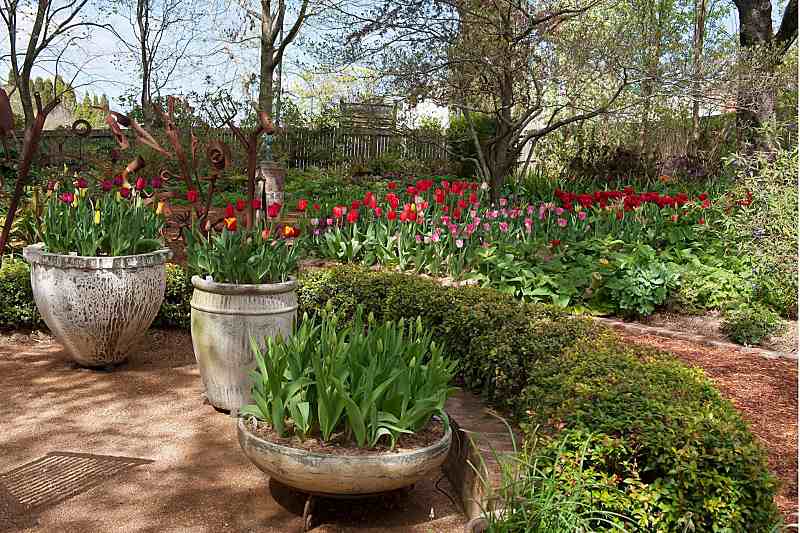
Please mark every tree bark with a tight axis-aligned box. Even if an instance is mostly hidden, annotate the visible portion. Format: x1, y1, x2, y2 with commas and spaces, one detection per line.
690, 0, 707, 154
259, 0, 275, 116
732, 0, 797, 150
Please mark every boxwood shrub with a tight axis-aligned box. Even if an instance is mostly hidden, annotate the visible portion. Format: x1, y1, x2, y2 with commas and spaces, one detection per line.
298, 265, 781, 531
153, 263, 193, 329
0, 256, 42, 329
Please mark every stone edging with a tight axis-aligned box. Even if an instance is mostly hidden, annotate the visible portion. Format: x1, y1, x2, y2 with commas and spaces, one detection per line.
593, 317, 798, 360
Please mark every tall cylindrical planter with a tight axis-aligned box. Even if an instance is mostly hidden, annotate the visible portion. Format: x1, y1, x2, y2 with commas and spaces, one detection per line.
23, 243, 171, 367
190, 276, 297, 411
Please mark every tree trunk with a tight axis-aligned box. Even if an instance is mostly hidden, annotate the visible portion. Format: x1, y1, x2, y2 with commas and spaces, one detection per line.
732, 0, 797, 151
690, 0, 707, 154
137, 0, 152, 124
259, 0, 275, 117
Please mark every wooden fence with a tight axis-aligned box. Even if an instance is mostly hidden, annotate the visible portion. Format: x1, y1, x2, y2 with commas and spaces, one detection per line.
22, 127, 448, 170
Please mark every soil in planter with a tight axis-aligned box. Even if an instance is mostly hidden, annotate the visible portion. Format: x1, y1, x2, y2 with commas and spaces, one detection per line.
246, 417, 445, 456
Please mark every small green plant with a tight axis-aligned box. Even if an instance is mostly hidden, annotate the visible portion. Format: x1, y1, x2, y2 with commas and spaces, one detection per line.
241, 306, 457, 448
153, 263, 193, 328
721, 304, 783, 346
479, 427, 633, 532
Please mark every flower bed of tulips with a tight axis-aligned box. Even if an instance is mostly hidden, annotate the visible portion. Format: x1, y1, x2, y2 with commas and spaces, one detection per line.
261, 175, 753, 316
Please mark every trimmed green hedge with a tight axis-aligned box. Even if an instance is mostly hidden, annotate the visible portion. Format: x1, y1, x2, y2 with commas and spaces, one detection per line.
0, 257, 42, 329
298, 265, 781, 531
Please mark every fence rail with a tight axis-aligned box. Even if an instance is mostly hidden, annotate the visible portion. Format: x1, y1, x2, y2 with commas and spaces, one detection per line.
18, 127, 448, 170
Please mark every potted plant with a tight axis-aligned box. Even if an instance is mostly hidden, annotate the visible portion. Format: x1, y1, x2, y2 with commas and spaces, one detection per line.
237, 306, 456, 496
23, 173, 171, 367
186, 202, 301, 411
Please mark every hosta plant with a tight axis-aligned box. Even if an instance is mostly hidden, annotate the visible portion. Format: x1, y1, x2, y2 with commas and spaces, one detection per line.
241, 306, 457, 448
39, 177, 164, 256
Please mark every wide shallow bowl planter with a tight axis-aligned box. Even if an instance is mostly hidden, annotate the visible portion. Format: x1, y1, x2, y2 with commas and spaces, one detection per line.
23, 243, 171, 367
190, 276, 297, 411
237, 417, 453, 496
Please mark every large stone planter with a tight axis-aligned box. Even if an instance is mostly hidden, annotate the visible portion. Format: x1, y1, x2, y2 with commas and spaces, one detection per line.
23, 243, 171, 367
237, 417, 453, 496
190, 276, 297, 411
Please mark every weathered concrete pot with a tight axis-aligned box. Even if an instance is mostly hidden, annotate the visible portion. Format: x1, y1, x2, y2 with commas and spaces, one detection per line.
23, 243, 171, 367
237, 417, 453, 496
190, 276, 297, 411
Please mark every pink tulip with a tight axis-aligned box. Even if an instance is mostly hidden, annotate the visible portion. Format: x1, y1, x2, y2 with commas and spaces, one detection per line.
578, 211, 587, 221
557, 218, 568, 227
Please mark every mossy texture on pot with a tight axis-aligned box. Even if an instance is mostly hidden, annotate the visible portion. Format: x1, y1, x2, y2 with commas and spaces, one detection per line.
190, 275, 297, 410
23, 243, 171, 366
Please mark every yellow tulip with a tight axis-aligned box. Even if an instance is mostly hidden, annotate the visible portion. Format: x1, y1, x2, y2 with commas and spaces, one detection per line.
71, 196, 78, 208
94, 210, 101, 225
156, 201, 164, 215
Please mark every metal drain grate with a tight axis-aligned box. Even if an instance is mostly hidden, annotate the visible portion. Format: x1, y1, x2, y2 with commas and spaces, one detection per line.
0, 452, 153, 513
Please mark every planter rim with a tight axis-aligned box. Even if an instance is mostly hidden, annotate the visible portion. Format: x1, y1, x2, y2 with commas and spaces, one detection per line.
192, 275, 297, 295
23, 243, 172, 270
237, 415, 452, 462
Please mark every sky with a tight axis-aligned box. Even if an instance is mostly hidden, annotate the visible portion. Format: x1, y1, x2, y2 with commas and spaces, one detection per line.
0, 0, 784, 126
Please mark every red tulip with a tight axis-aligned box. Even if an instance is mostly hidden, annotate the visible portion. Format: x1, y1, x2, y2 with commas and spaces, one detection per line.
549, 239, 561, 247
150, 176, 163, 189
251, 199, 262, 210
698, 218, 705, 225
224, 217, 237, 231
120, 187, 132, 199
347, 209, 359, 224
351, 200, 361, 210
101, 179, 113, 192
387, 210, 397, 221
332, 205, 344, 218
235, 199, 247, 212
75, 177, 88, 189
313, 203, 321, 210
225, 203, 235, 218
267, 202, 282, 218
298, 199, 309, 211
373, 206, 383, 218
59, 192, 74, 204
387, 181, 397, 190
187, 189, 199, 202
135, 177, 146, 191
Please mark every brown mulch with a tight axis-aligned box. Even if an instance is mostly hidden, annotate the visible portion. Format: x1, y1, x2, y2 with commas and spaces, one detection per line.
248, 417, 445, 456
620, 332, 799, 524
641, 311, 798, 355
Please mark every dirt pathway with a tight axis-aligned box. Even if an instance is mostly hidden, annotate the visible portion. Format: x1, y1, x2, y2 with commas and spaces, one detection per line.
0, 330, 465, 533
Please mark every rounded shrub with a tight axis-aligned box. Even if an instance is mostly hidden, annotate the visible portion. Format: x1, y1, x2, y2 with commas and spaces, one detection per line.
152, 263, 193, 329
0, 257, 42, 329
521, 333, 781, 531
721, 304, 783, 346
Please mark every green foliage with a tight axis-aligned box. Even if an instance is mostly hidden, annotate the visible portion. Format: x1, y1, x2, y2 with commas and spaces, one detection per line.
522, 334, 781, 531
447, 113, 497, 177
0, 257, 42, 329
299, 266, 781, 531
242, 306, 456, 447
601, 253, 680, 317
723, 145, 798, 319
184, 224, 299, 285
721, 304, 783, 346
484, 431, 635, 531
153, 263, 193, 329
669, 257, 752, 314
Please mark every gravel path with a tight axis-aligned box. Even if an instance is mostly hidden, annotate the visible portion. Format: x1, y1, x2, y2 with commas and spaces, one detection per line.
0, 330, 465, 533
